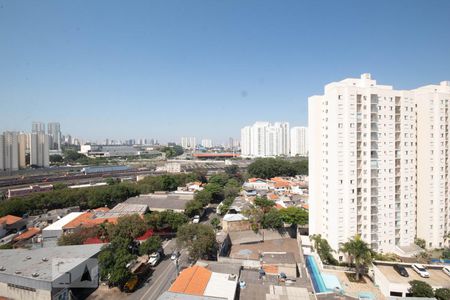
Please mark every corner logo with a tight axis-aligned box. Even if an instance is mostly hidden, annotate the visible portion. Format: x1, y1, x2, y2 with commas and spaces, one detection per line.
52, 258, 98, 288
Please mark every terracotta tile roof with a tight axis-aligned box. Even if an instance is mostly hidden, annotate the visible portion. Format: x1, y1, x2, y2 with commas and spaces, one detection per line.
270, 177, 285, 182
13, 227, 40, 241
275, 203, 285, 209
136, 229, 154, 241
263, 264, 278, 274
274, 181, 290, 188
63, 212, 117, 229
93, 207, 110, 212
0, 215, 22, 225
268, 193, 279, 200
83, 237, 106, 244
169, 265, 211, 295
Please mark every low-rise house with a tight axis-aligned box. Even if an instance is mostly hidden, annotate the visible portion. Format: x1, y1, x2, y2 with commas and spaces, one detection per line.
222, 214, 250, 232
13, 227, 41, 247
0, 215, 26, 239
42, 212, 85, 240
159, 264, 238, 300
243, 178, 270, 191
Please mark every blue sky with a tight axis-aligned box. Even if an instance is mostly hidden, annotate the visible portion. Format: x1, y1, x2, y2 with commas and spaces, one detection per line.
1, 0, 450, 143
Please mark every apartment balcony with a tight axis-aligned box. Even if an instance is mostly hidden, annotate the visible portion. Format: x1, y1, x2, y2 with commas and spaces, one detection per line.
371, 159, 379, 169
371, 133, 378, 141
371, 124, 378, 132
371, 104, 378, 112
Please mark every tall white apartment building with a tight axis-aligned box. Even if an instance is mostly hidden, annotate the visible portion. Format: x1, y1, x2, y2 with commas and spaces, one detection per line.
48, 122, 61, 151
32, 121, 45, 133
309, 74, 416, 254
29, 132, 49, 167
201, 139, 213, 148
240, 122, 290, 157
0, 132, 28, 171
415, 81, 450, 249
0, 132, 19, 171
291, 127, 308, 156
181, 137, 196, 150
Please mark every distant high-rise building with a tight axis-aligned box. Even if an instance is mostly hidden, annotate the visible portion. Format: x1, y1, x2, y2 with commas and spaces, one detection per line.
32, 122, 45, 133
0, 132, 19, 171
47, 122, 61, 151
18, 133, 27, 168
29, 132, 49, 168
240, 122, 290, 157
181, 137, 196, 150
290, 127, 308, 157
201, 139, 213, 148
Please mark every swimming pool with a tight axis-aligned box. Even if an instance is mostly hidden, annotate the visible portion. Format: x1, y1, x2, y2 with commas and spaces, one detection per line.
305, 255, 343, 293
305, 255, 327, 292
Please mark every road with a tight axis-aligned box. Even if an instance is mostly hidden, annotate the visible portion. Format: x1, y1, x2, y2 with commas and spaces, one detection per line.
129, 239, 189, 300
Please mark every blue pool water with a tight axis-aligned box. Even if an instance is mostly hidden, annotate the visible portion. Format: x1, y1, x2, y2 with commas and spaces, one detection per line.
305, 255, 343, 293
305, 255, 327, 292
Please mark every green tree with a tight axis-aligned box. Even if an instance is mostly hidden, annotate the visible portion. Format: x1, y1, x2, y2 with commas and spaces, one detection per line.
261, 209, 283, 229
160, 210, 189, 231
339, 235, 374, 281
435, 288, 450, 300
50, 154, 64, 163
208, 174, 230, 187
210, 217, 220, 230
194, 190, 213, 206
98, 237, 135, 287
203, 183, 224, 203
106, 177, 119, 185
144, 212, 162, 230
177, 223, 217, 261
254, 196, 275, 213
139, 236, 162, 255
310, 234, 338, 265
408, 280, 435, 298
185, 200, 204, 217
415, 238, 426, 249
108, 214, 147, 240
224, 164, 239, 176
279, 207, 308, 226
248, 158, 308, 178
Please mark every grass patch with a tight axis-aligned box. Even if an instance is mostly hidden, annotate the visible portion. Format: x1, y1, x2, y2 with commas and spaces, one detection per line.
345, 272, 366, 283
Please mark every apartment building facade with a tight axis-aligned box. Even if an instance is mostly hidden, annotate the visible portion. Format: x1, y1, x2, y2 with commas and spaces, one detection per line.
309, 74, 417, 254
240, 121, 290, 157
415, 81, 450, 249
291, 126, 308, 157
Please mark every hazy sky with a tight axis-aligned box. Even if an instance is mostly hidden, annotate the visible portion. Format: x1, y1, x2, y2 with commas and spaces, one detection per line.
1, 0, 450, 143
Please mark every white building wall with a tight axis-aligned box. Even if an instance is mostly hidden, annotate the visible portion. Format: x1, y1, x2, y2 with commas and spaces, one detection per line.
29, 133, 49, 168
240, 121, 291, 157
415, 81, 450, 248
309, 74, 416, 253
291, 127, 308, 156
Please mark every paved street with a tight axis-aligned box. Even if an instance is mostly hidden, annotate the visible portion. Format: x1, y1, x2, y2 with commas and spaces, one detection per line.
129, 239, 189, 300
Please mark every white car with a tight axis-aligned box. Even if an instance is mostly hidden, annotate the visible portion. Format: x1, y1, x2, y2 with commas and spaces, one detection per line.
412, 264, 430, 278
443, 266, 450, 277
192, 215, 200, 224
148, 253, 161, 267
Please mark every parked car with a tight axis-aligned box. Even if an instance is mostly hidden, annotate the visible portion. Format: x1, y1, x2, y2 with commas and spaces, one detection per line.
192, 215, 200, 224
393, 264, 409, 277
123, 275, 139, 293
171, 250, 180, 260
148, 252, 161, 267
412, 264, 430, 278
443, 266, 450, 277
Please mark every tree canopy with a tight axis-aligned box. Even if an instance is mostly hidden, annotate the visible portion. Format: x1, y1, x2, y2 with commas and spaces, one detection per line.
408, 280, 435, 298
339, 235, 374, 280
248, 158, 308, 178
176, 223, 217, 261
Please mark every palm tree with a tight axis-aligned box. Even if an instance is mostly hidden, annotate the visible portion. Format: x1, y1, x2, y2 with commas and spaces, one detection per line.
339, 235, 374, 281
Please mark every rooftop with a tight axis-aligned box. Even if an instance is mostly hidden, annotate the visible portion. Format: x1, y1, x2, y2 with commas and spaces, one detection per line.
126, 193, 193, 211
230, 238, 301, 262
0, 215, 22, 225
13, 227, 41, 241
375, 263, 450, 288
42, 212, 85, 231
0, 244, 102, 282
228, 229, 291, 245
169, 265, 211, 296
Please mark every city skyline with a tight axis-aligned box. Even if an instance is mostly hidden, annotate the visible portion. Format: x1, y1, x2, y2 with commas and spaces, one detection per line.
2, 1, 450, 141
